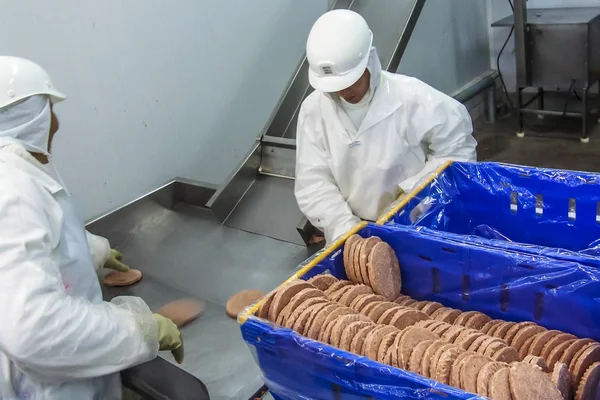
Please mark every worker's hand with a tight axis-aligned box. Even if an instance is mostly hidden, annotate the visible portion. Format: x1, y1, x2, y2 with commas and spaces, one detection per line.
103, 249, 130, 272
153, 314, 184, 364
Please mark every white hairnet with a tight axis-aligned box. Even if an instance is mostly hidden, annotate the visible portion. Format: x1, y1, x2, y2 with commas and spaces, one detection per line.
367, 47, 382, 91
325, 47, 381, 101
0, 95, 51, 155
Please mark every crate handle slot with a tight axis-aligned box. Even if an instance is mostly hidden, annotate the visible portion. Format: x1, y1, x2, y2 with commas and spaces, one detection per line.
442, 247, 457, 254
331, 383, 342, 398
432, 268, 441, 294
500, 283, 510, 312
536, 194, 543, 217
534, 292, 544, 321
517, 263, 535, 270
510, 192, 518, 214
462, 275, 471, 303
568, 198, 576, 222
419, 254, 433, 262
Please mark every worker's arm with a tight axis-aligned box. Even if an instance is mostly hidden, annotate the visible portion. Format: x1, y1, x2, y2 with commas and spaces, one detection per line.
86, 231, 130, 273
0, 182, 159, 382
86, 230, 111, 271
398, 78, 477, 193
295, 110, 361, 244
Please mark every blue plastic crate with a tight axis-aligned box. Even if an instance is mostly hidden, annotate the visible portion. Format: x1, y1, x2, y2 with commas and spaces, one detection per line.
383, 161, 600, 267
240, 223, 600, 399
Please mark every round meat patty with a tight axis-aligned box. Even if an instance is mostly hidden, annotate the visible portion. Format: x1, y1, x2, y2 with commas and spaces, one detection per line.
103, 269, 143, 287
156, 298, 204, 328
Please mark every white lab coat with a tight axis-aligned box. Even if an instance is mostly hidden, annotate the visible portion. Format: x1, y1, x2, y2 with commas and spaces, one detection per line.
0, 143, 159, 399
295, 71, 477, 243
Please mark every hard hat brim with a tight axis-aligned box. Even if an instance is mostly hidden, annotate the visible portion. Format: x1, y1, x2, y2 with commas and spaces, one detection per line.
308, 50, 370, 93
49, 90, 67, 104
0, 90, 67, 110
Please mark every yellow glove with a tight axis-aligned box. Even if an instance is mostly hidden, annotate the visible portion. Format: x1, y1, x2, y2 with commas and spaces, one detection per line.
103, 249, 130, 272
153, 314, 184, 364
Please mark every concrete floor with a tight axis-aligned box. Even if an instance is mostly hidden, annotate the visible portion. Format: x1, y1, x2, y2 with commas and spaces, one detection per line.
475, 93, 600, 172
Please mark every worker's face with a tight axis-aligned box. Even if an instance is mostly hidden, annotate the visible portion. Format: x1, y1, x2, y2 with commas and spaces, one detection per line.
336, 69, 370, 104
48, 107, 59, 153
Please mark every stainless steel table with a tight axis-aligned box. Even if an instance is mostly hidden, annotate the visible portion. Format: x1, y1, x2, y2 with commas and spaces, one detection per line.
90, 188, 313, 399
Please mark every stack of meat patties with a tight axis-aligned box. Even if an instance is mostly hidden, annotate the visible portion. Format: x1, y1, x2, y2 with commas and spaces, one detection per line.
254, 236, 600, 399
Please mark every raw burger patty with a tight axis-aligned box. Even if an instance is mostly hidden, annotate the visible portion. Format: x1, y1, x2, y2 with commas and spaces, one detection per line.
156, 298, 205, 328
103, 269, 143, 287
226, 289, 265, 319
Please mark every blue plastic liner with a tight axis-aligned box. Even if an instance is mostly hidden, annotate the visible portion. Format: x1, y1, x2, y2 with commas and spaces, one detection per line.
241, 223, 600, 399
386, 161, 600, 265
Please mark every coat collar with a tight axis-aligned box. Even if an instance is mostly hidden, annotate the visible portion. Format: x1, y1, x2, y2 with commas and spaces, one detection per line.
321, 72, 404, 136
0, 143, 63, 194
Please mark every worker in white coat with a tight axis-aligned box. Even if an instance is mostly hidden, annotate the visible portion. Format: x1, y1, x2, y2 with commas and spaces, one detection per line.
295, 10, 478, 244
0, 56, 183, 399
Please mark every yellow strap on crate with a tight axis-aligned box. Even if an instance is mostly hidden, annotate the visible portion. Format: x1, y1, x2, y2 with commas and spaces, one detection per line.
238, 221, 368, 325
375, 160, 453, 225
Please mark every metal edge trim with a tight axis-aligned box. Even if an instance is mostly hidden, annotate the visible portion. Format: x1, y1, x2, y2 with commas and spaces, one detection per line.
375, 160, 454, 225
86, 179, 178, 226
206, 142, 261, 222
260, 136, 297, 149
385, 0, 427, 72
207, 141, 261, 205
258, 0, 354, 141
238, 221, 368, 325
86, 178, 218, 227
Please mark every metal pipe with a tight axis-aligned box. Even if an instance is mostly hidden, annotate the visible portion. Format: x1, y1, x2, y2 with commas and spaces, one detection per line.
453, 72, 498, 123
521, 109, 582, 118
257, 168, 295, 181
485, 87, 497, 124
453, 72, 498, 103
514, 0, 530, 87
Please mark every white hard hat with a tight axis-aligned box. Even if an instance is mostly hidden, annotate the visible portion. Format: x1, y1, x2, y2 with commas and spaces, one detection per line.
0, 56, 66, 109
306, 10, 373, 93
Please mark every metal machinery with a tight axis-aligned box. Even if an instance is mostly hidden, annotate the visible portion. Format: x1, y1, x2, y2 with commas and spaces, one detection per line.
89, 1, 498, 398
493, 2, 600, 142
